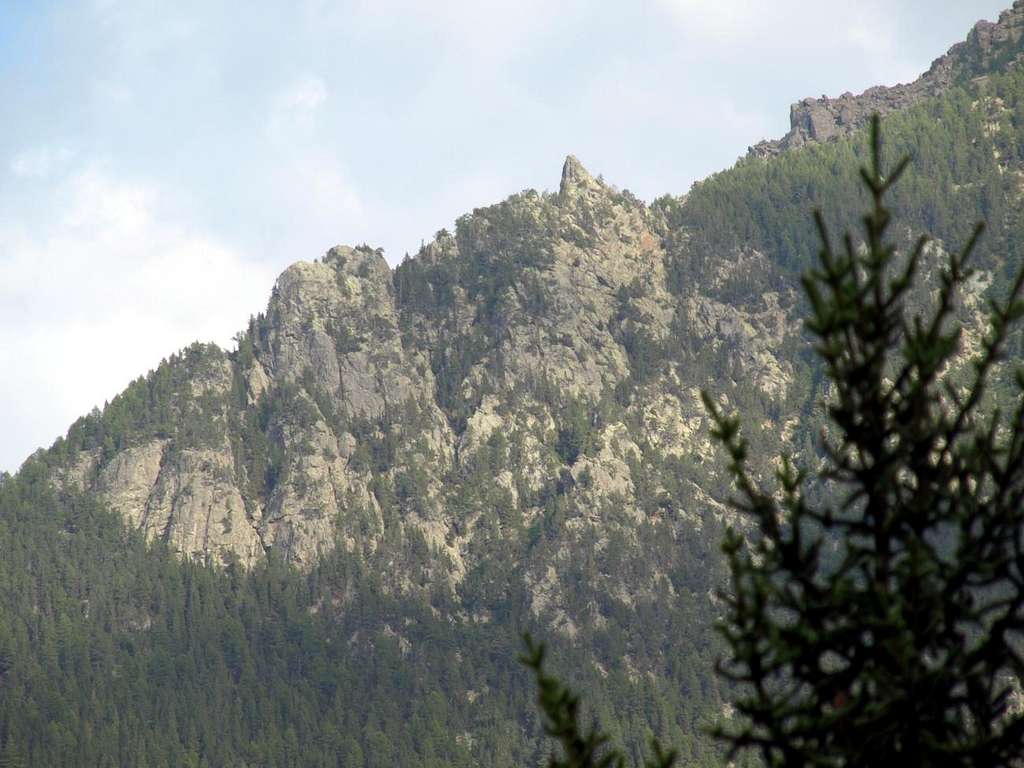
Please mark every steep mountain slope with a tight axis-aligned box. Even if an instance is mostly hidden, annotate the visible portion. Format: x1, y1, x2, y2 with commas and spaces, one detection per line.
5, 5, 1024, 766
43, 154, 801, 609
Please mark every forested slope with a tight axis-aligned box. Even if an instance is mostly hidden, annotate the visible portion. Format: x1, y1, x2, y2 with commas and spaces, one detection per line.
0, 463, 728, 767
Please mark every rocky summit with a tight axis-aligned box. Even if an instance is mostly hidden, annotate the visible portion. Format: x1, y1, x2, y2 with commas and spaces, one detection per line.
48, 155, 799, 608
750, 0, 1024, 157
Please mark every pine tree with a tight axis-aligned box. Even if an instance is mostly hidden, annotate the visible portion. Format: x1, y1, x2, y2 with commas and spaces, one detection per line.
0, 740, 26, 768
705, 115, 1024, 767
520, 634, 677, 768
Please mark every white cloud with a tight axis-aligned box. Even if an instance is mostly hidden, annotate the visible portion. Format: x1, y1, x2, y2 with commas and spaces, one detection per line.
90, 0, 196, 50
259, 74, 367, 258
656, 0, 923, 97
266, 150, 367, 247
266, 74, 330, 144
845, 17, 919, 85
656, 1, 902, 55
307, 0, 582, 66
0, 168, 275, 471
285, 74, 327, 111
655, 0, 762, 40
10, 146, 75, 179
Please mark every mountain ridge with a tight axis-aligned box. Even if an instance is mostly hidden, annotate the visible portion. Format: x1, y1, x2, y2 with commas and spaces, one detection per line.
37, 34, 1024, 579
749, 0, 1024, 157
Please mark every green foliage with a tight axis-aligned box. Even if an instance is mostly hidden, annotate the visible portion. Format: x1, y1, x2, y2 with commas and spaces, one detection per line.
0, 466, 494, 766
555, 397, 597, 465
521, 634, 676, 768
393, 192, 560, 432
47, 343, 229, 465
666, 69, 1024, 288
0, 454, 730, 767
705, 116, 1024, 767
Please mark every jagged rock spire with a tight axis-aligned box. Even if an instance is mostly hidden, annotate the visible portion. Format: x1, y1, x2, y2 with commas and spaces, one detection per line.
559, 154, 603, 200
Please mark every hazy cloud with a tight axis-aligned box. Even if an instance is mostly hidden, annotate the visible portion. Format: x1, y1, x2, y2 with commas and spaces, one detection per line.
656, 0, 762, 40
0, 167, 274, 471
10, 146, 75, 179
335, 0, 582, 63
284, 74, 328, 111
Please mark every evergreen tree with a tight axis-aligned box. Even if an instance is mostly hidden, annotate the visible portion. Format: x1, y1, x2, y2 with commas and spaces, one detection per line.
521, 634, 677, 768
705, 116, 1024, 766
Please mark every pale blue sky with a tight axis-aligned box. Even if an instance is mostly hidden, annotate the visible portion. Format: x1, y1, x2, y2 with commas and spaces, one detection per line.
0, 0, 1010, 470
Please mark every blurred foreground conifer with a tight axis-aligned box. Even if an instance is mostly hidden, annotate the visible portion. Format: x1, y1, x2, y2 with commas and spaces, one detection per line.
706, 115, 1024, 767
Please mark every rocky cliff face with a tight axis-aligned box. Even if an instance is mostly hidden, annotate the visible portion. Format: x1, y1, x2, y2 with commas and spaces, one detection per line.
42, 154, 805, 644
750, 1, 1024, 157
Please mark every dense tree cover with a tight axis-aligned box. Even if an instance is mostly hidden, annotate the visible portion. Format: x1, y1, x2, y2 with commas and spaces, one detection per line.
44, 344, 231, 465
0, 456, 730, 767
521, 635, 677, 768
661, 67, 1024, 289
642, 66, 1024, 482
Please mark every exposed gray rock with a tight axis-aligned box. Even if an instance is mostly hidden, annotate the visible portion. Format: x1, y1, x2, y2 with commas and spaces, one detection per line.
559, 154, 605, 201
48, 152, 804, 605
749, 2, 1024, 158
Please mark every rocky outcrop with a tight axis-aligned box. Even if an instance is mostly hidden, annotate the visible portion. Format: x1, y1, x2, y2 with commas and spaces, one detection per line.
750, 1, 1024, 157
45, 151, 801, 624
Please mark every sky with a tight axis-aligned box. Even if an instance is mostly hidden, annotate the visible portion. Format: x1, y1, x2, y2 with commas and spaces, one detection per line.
0, 0, 1011, 472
